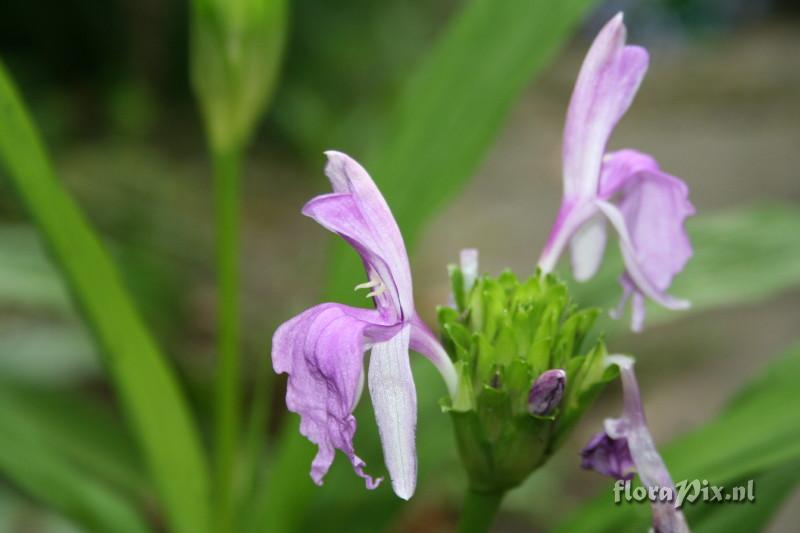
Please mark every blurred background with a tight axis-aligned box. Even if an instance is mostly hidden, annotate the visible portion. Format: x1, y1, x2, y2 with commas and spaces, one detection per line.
0, 0, 798, 531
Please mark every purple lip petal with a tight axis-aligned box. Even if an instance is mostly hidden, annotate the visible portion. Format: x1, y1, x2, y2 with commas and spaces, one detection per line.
272, 303, 392, 489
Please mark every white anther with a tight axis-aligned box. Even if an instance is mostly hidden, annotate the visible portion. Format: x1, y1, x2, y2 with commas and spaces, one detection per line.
354, 279, 380, 291
366, 284, 386, 299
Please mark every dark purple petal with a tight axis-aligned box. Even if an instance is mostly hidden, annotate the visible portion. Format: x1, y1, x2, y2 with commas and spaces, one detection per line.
603, 355, 690, 533
272, 303, 397, 489
580, 431, 635, 480
528, 369, 566, 416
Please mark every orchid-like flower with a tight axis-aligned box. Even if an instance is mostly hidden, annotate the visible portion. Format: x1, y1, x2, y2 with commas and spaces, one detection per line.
272, 151, 457, 500
581, 355, 690, 533
538, 13, 695, 332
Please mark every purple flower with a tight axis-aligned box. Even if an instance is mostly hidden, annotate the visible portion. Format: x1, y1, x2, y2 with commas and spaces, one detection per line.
538, 13, 695, 332
272, 151, 457, 499
528, 369, 566, 417
581, 355, 690, 533
580, 432, 635, 480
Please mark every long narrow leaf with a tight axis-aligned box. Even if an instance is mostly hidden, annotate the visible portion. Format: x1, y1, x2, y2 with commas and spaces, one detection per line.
0, 62, 210, 533
0, 394, 151, 533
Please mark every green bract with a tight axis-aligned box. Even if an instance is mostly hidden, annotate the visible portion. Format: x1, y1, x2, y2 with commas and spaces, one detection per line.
439, 267, 617, 492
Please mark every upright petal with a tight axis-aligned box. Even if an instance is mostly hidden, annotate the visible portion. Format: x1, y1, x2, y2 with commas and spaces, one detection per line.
272, 303, 397, 488
602, 355, 690, 533
303, 192, 403, 321
562, 13, 649, 200
319, 151, 414, 318
368, 325, 417, 499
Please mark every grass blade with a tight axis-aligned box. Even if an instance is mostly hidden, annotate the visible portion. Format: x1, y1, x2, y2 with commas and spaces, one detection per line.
0, 61, 210, 533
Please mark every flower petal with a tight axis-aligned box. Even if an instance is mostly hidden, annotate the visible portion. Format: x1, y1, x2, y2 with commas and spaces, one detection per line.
603, 355, 690, 533
562, 13, 649, 200
595, 199, 690, 311
409, 314, 458, 396
569, 211, 608, 281
601, 149, 695, 292
303, 192, 403, 321
272, 303, 394, 489
321, 151, 414, 317
368, 324, 417, 499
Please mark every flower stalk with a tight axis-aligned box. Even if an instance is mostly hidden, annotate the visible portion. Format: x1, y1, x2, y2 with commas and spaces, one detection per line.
458, 489, 505, 533
212, 143, 243, 533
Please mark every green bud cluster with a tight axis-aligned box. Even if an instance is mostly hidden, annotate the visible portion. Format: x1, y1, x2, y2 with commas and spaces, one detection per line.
438, 268, 617, 492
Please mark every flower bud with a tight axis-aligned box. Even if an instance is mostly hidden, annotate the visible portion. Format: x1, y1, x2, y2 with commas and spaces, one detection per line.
190, 0, 287, 152
527, 369, 566, 417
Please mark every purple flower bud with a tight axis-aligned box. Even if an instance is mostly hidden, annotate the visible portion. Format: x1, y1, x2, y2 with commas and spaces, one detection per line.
528, 369, 566, 416
580, 431, 635, 480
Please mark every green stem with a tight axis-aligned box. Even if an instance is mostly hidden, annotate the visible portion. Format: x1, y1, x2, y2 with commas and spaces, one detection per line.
212, 145, 242, 533
458, 489, 505, 533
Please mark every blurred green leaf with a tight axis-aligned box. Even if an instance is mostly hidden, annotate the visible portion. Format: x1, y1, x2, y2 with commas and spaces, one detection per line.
0, 393, 151, 533
0, 382, 149, 497
555, 342, 800, 532
0, 62, 209, 533
263, 2, 598, 528
691, 462, 799, 533
572, 204, 800, 325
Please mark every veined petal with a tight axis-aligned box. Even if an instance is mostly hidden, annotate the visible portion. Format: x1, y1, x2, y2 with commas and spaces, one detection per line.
602, 355, 691, 533
320, 151, 414, 317
562, 13, 649, 200
303, 192, 403, 321
601, 149, 695, 292
272, 303, 396, 489
368, 325, 417, 500
409, 314, 458, 397
595, 199, 690, 311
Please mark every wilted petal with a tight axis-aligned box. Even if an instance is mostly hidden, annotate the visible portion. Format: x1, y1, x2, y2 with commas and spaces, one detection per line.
580, 431, 635, 480
562, 13, 648, 200
602, 355, 691, 533
368, 325, 417, 499
272, 303, 397, 489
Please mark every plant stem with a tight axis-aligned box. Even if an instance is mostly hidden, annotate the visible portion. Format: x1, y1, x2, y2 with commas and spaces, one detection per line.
213, 145, 242, 533
458, 489, 505, 533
